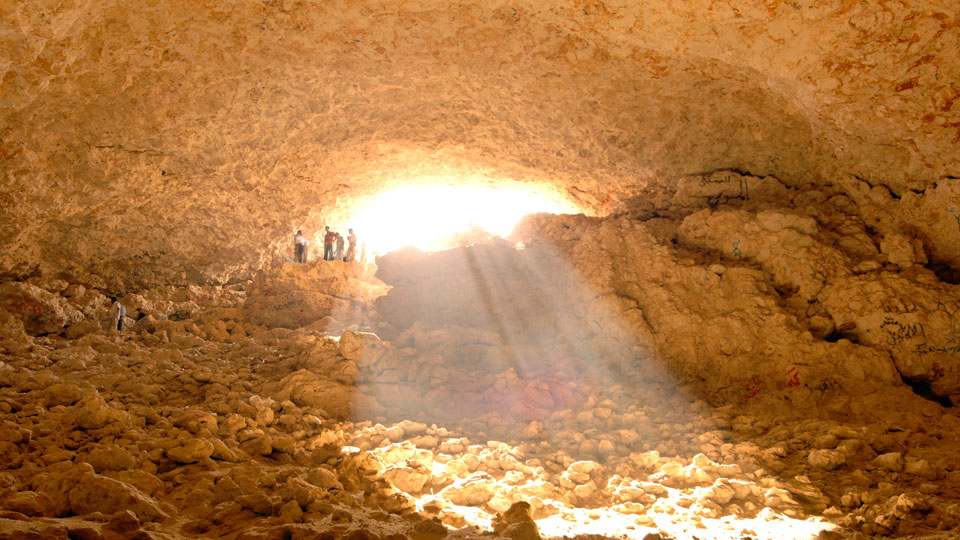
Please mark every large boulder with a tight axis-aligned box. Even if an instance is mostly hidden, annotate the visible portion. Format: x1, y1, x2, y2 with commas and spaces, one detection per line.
243, 261, 385, 329
512, 211, 910, 416
262, 369, 356, 419
68, 473, 169, 521
678, 208, 852, 303
815, 272, 960, 403
65, 391, 130, 430
0, 281, 84, 335
339, 330, 387, 365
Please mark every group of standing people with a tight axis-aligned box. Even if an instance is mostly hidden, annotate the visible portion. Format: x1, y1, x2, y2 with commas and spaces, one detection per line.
294, 227, 356, 263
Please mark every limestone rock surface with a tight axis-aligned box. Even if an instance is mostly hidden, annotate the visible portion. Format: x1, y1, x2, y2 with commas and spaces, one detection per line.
1, 1, 958, 286
0, 282, 84, 335
243, 261, 384, 330
1, 2, 960, 539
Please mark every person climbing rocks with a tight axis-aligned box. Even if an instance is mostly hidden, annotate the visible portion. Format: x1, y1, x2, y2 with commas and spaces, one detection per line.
293, 230, 308, 263
335, 232, 345, 261
323, 226, 336, 261
345, 228, 357, 262
109, 296, 127, 333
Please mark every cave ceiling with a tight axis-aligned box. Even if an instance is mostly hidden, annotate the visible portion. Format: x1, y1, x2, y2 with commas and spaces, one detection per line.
1, 0, 957, 289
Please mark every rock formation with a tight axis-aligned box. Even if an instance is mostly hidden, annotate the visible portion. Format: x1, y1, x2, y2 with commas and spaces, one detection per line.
1, 1, 959, 539
2, 1, 959, 289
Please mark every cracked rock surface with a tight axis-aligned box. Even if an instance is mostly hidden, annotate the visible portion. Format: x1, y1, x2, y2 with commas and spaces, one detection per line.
1, 2, 960, 539
0, 195, 959, 538
1, 1, 958, 287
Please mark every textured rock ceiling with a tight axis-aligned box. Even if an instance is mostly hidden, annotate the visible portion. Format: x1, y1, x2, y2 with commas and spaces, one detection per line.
1, 0, 958, 289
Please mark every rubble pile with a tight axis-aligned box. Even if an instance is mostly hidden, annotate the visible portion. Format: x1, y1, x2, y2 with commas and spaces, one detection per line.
0, 177, 958, 538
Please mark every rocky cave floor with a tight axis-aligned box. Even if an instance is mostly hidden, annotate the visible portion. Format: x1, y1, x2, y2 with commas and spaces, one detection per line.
0, 263, 959, 540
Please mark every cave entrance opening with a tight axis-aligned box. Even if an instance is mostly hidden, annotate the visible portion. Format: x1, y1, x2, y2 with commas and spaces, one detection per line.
344, 183, 582, 257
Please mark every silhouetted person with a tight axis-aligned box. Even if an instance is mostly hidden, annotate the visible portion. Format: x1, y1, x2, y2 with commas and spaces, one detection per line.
109, 296, 126, 333
345, 228, 357, 262
294, 230, 308, 263
335, 232, 345, 261
323, 226, 336, 260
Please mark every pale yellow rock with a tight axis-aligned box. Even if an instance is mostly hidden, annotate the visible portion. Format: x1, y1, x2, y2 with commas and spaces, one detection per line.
874, 452, 905, 472
439, 472, 498, 506
83, 445, 137, 473
0, 4, 959, 537
808, 449, 846, 471
382, 465, 431, 495
0, 283, 84, 336
279, 499, 303, 523
306, 467, 342, 491
166, 439, 215, 464
68, 473, 168, 521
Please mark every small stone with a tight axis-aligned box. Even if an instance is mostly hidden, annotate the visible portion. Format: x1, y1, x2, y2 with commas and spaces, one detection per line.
384, 425, 405, 442
706, 480, 736, 505
894, 492, 930, 516
382, 466, 430, 494
903, 458, 934, 479
209, 438, 240, 462
874, 452, 904, 472
439, 472, 497, 506
84, 445, 137, 473
1, 491, 53, 516
658, 461, 684, 479
808, 449, 846, 470
397, 420, 428, 434
279, 500, 303, 523
307, 467, 342, 490
493, 501, 540, 540
569, 461, 603, 475
166, 439, 214, 464
630, 451, 660, 470
238, 493, 276, 515
68, 473, 168, 521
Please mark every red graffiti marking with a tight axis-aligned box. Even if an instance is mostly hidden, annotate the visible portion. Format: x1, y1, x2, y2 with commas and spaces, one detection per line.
785, 366, 801, 387
740, 376, 763, 399
3, 294, 43, 315
932, 362, 945, 379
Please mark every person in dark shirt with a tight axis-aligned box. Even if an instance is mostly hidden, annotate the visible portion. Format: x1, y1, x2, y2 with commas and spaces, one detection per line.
323, 226, 336, 261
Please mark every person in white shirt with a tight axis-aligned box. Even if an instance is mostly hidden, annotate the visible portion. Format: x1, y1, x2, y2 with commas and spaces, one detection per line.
293, 230, 308, 263
109, 297, 126, 332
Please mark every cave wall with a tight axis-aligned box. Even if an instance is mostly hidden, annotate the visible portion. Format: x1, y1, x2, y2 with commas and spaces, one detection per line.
1, 1, 958, 289
369, 169, 960, 413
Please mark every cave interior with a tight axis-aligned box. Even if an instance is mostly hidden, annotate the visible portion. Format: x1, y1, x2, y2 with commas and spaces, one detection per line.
1, 2, 960, 540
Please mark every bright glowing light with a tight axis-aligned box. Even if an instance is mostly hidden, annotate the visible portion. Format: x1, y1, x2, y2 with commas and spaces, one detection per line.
346, 183, 580, 255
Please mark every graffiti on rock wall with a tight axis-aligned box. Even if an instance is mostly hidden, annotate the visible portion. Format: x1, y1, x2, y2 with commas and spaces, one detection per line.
699, 175, 750, 206
731, 240, 743, 259
785, 366, 801, 387
879, 299, 960, 315
738, 367, 801, 401
914, 341, 960, 356
3, 293, 43, 315
881, 317, 925, 345
880, 315, 960, 356
931, 362, 946, 378
741, 376, 763, 399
